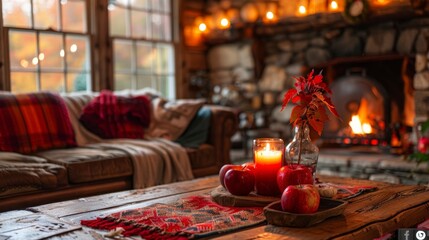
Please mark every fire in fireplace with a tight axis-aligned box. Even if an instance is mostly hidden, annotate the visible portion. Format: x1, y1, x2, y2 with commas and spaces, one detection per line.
322, 68, 390, 148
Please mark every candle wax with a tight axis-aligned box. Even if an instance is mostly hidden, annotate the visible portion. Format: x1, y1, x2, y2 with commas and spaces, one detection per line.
254, 149, 282, 196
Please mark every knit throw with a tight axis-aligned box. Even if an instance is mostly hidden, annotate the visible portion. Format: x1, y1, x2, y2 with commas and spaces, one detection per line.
81, 195, 265, 239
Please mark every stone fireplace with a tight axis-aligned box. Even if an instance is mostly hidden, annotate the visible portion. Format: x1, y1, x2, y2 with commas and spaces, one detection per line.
203, 14, 429, 184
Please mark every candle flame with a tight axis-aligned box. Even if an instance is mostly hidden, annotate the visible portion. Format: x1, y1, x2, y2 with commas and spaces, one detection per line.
264, 143, 271, 151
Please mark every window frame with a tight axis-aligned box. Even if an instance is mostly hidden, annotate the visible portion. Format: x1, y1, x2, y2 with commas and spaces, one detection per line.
0, 0, 179, 97
0, 0, 94, 92
108, 0, 176, 99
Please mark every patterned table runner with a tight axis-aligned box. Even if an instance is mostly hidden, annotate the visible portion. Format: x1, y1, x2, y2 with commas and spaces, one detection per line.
81, 195, 265, 239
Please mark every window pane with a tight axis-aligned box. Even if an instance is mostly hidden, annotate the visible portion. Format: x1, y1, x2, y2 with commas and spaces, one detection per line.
11, 72, 38, 93
136, 42, 153, 74
113, 0, 129, 7
162, 0, 171, 13
67, 73, 90, 92
34, 0, 59, 30
39, 33, 64, 70
162, 14, 172, 41
62, 0, 87, 33
114, 40, 133, 71
132, 0, 149, 9
114, 74, 133, 90
66, 35, 90, 71
157, 75, 175, 99
41, 73, 64, 92
131, 10, 150, 38
136, 75, 153, 89
109, 6, 128, 37
151, 13, 162, 40
2, 0, 32, 28
9, 31, 37, 70
151, 0, 161, 11
155, 44, 174, 74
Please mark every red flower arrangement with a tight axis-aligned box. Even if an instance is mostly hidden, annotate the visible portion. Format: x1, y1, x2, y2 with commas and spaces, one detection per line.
282, 69, 340, 136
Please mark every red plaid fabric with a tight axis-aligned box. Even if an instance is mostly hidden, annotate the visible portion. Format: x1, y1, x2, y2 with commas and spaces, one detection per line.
79, 90, 151, 139
0, 92, 76, 153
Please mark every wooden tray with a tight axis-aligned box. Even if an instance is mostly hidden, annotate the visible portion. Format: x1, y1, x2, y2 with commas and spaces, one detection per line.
264, 198, 348, 227
211, 185, 280, 207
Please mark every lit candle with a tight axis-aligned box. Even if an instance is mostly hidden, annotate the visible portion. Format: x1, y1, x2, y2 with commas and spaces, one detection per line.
253, 138, 284, 196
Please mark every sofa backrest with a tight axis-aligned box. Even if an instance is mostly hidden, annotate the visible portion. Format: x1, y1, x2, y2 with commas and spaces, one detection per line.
61, 93, 102, 146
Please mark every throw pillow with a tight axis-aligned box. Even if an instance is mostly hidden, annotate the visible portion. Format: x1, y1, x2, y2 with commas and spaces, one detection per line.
175, 107, 211, 148
0, 92, 77, 153
79, 90, 151, 139
145, 98, 206, 141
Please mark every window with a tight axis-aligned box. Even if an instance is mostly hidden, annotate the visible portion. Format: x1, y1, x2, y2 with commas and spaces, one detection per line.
108, 0, 175, 98
2, 0, 91, 93
1, 0, 176, 97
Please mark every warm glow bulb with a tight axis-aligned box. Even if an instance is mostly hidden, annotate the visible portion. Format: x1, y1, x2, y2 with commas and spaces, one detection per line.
20, 59, 29, 68
198, 23, 207, 32
330, 1, 339, 10
70, 44, 77, 53
376, 0, 389, 5
38, 53, 45, 61
32, 57, 39, 65
220, 18, 230, 28
298, 5, 307, 14
266, 11, 274, 20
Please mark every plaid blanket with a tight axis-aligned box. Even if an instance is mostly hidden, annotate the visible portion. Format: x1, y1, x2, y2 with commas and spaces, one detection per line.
81, 195, 265, 239
79, 90, 151, 139
0, 92, 76, 153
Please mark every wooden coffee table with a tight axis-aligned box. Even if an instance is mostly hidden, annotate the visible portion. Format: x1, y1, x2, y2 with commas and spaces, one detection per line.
1, 175, 429, 239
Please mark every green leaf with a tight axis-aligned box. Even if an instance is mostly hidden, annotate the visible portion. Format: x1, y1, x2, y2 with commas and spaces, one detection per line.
422, 121, 429, 133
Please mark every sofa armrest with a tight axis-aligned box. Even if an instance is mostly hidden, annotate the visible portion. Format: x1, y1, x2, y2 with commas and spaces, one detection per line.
205, 105, 238, 168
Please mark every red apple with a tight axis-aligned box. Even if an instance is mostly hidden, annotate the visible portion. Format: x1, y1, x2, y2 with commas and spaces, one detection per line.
277, 165, 314, 193
418, 137, 429, 153
280, 184, 320, 214
219, 164, 242, 188
241, 162, 255, 173
224, 168, 255, 196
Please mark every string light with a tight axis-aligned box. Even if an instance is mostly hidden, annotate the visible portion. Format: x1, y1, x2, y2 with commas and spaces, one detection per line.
330, 0, 339, 10
198, 22, 207, 32
298, 5, 307, 15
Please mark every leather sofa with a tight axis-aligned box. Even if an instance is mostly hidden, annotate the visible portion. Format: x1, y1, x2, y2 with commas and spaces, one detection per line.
0, 92, 237, 212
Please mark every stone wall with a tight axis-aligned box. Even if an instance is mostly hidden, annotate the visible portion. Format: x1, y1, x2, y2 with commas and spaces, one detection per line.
208, 17, 429, 125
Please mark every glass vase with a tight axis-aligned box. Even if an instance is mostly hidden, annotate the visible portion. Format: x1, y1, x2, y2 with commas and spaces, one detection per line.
285, 123, 319, 179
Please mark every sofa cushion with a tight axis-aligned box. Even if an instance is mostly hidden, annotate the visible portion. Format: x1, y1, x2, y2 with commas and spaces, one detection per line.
186, 144, 216, 169
176, 107, 211, 148
146, 98, 206, 141
0, 152, 68, 197
0, 92, 76, 153
79, 90, 151, 139
35, 147, 133, 184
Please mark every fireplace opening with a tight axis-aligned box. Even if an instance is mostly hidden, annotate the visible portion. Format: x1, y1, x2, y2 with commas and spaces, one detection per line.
323, 68, 391, 148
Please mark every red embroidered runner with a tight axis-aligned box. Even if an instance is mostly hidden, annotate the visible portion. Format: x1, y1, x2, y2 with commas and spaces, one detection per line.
81, 195, 265, 239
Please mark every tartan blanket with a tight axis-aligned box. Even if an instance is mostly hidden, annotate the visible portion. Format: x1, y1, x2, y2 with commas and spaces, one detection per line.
0, 92, 76, 153
80, 90, 151, 139
81, 195, 265, 239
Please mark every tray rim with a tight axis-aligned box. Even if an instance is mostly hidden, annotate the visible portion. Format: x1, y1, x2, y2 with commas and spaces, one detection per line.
263, 198, 348, 227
